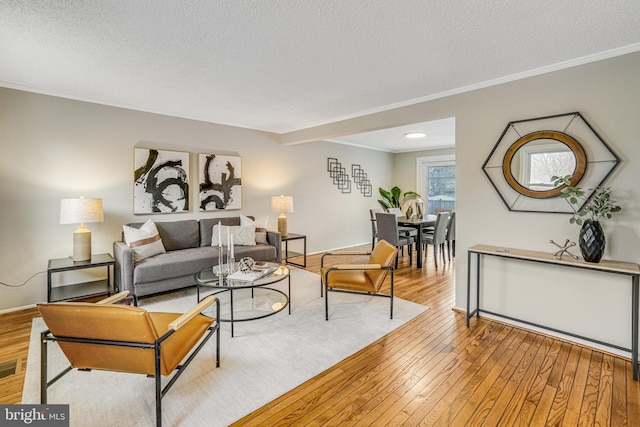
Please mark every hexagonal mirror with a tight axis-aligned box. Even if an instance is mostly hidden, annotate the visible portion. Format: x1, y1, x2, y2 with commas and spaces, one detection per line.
483, 112, 620, 213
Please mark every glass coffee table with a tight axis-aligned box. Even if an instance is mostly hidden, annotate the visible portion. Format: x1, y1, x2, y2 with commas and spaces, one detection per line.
194, 262, 291, 337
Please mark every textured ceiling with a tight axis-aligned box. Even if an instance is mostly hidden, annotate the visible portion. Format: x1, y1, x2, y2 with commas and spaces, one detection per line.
1, 1, 639, 151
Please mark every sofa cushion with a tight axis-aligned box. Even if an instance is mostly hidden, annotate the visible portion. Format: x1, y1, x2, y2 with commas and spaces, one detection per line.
240, 214, 269, 244
132, 244, 278, 285
133, 247, 218, 285
123, 220, 166, 262
126, 220, 199, 251
211, 224, 256, 246
199, 217, 242, 247
155, 220, 200, 251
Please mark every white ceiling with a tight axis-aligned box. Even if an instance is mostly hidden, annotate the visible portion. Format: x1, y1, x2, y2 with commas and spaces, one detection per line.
328, 117, 456, 153
1, 1, 639, 152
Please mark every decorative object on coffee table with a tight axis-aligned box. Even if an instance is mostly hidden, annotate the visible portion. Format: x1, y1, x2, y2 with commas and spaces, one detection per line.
553, 175, 622, 263
239, 257, 255, 273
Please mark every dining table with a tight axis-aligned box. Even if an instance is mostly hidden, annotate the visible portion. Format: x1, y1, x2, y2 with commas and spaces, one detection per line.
397, 214, 437, 268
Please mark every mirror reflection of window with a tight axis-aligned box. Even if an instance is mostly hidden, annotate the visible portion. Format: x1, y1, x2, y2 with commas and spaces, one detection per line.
513, 140, 576, 191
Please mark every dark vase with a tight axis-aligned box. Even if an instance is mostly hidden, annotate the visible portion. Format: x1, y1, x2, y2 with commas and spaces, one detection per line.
579, 220, 606, 263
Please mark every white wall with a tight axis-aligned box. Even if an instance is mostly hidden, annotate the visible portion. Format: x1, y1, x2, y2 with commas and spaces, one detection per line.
281, 52, 640, 356
2, 52, 639, 356
405, 53, 640, 355
0, 88, 392, 310
394, 147, 455, 195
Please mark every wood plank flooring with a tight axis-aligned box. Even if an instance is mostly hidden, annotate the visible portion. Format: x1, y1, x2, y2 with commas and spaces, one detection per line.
1, 245, 638, 426
232, 246, 640, 427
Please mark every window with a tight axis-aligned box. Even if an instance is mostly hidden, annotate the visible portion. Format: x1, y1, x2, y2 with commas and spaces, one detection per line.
516, 142, 575, 191
417, 155, 456, 215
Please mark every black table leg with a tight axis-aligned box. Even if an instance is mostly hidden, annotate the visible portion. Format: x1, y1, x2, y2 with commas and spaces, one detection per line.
632, 275, 638, 380
415, 224, 423, 268
230, 289, 235, 337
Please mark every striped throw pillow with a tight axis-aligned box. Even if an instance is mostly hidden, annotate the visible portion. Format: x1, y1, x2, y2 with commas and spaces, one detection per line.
123, 220, 166, 262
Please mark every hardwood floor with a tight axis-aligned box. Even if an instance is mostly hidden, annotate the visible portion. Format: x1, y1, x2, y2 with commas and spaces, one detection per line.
0, 306, 40, 404
2, 245, 639, 426
232, 246, 640, 427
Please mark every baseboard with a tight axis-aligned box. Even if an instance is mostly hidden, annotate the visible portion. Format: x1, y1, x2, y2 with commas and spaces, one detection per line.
0, 303, 37, 315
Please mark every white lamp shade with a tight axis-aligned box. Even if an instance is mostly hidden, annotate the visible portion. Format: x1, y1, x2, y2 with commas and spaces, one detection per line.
60, 198, 104, 224
271, 196, 294, 214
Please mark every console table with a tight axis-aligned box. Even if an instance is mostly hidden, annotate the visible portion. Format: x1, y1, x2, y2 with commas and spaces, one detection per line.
466, 244, 639, 381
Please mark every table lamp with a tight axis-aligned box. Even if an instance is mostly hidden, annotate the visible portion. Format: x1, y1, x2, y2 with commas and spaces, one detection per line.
60, 197, 104, 261
271, 195, 294, 236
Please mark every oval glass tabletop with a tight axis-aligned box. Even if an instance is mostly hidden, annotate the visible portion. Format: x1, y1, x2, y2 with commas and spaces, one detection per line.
207, 287, 288, 322
195, 262, 290, 289
194, 262, 291, 336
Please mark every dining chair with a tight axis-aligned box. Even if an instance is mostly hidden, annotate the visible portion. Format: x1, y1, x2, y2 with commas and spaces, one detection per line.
372, 208, 416, 254
445, 211, 456, 261
423, 208, 452, 233
369, 208, 383, 250
422, 212, 450, 268
376, 212, 414, 268
386, 207, 418, 238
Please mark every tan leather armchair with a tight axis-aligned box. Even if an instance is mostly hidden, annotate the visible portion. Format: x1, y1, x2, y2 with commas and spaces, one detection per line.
37, 291, 220, 427
320, 240, 398, 320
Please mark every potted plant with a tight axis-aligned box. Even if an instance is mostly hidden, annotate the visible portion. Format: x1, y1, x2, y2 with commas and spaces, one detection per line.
552, 175, 622, 262
378, 187, 423, 218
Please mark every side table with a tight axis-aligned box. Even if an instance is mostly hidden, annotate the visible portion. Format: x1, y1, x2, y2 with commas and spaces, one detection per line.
47, 253, 116, 302
282, 233, 307, 268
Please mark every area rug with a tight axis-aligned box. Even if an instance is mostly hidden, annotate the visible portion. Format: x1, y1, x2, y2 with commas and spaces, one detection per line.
23, 268, 428, 427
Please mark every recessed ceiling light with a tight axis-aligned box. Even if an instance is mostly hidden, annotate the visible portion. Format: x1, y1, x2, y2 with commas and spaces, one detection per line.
405, 132, 426, 139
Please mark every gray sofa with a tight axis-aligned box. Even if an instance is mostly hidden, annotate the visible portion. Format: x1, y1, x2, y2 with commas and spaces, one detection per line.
113, 216, 281, 303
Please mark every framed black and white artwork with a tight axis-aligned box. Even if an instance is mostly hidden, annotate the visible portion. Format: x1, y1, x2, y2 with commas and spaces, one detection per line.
133, 148, 190, 214
198, 153, 242, 211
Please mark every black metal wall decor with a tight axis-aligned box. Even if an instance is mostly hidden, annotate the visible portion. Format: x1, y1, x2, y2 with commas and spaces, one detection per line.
483, 112, 620, 213
327, 158, 351, 193
351, 164, 372, 197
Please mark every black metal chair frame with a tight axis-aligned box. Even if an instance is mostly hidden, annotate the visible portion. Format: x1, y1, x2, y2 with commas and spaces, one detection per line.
320, 251, 395, 320
40, 298, 220, 427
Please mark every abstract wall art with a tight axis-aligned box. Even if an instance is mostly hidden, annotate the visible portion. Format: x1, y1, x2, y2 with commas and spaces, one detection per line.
199, 153, 242, 211
327, 157, 351, 193
133, 148, 190, 214
351, 164, 372, 197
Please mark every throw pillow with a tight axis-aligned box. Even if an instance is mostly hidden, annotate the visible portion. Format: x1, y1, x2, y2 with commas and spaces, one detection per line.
240, 214, 269, 244
211, 224, 256, 246
123, 220, 166, 262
